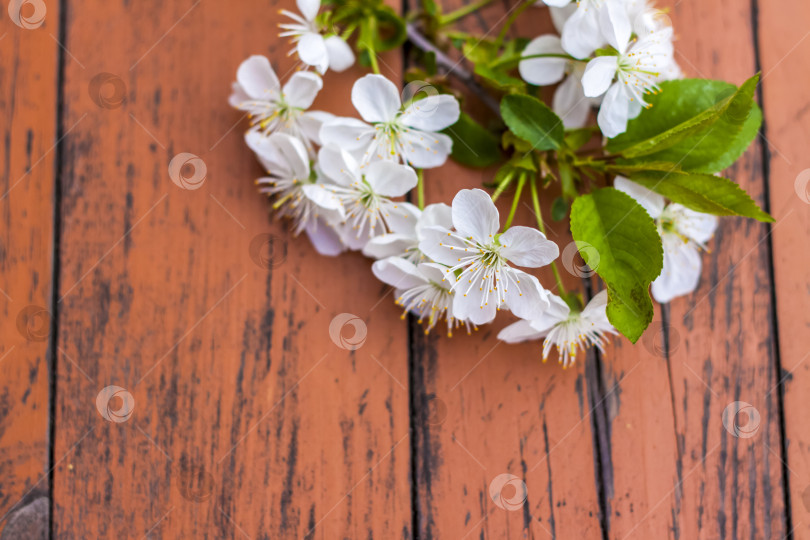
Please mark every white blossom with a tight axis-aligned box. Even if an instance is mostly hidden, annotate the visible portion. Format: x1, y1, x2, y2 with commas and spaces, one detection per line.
247, 132, 345, 256
418, 189, 559, 325
580, 7, 676, 137
319, 74, 460, 168
279, 0, 355, 74
499, 290, 616, 368
362, 203, 452, 262
372, 257, 473, 336
230, 55, 333, 151
614, 177, 718, 303
306, 146, 419, 250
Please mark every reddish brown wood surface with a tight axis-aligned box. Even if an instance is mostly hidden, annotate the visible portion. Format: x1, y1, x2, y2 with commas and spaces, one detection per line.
0, 6, 58, 535
757, 0, 810, 537
0, 0, 806, 538
602, 1, 787, 538
50, 0, 410, 537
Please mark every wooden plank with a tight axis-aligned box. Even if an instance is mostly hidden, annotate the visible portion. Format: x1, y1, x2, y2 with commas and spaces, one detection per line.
0, 7, 59, 536
52, 0, 411, 537
411, 3, 604, 538
602, 1, 787, 538
756, 0, 810, 536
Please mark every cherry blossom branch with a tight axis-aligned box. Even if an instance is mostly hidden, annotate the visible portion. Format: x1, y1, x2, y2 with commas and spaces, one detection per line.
405, 23, 502, 116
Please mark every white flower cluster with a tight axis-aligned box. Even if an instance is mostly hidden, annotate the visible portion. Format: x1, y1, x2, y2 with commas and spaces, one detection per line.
228, 0, 719, 367
230, 54, 582, 346
521, 0, 680, 136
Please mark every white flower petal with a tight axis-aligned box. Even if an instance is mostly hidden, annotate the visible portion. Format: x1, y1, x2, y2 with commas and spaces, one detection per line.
543, 0, 572, 7
500, 226, 560, 268
498, 319, 546, 343
372, 257, 428, 290
613, 176, 665, 218
518, 35, 567, 86
297, 33, 330, 73
362, 233, 416, 260
301, 183, 344, 216
418, 226, 468, 266
319, 117, 376, 151
246, 131, 291, 175
299, 110, 334, 146
582, 55, 619, 97
553, 73, 591, 129
398, 131, 453, 169
296, 0, 320, 22
561, 5, 605, 59
416, 203, 452, 236
451, 188, 500, 243
365, 162, 418, 197
318, 146, 360, 186
400, 95, 461, 131
418, 262, 456, 288
352, 74, 401, 123
282, 71, 323, 109
384, 203, 420, 238
229, 82, 251, 109
504, 271, 550, 321
596, 82, 631, 137
237, 55, 281, 100
599, 0, 632, 52
651, 235, 703, 303
305, 219, 345, 256
325, 35, 356, 72
670, 204, 718, 244
550, 4, 577, 33
388, 202, 421, 234
528, 293, 571, 332
267, 132, 310, 180
581, 289, 609, 320
452, 284, 498, 325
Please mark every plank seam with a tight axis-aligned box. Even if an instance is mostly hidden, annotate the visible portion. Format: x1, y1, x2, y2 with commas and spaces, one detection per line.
47, 0, 69, 537
660, 304, 684, 540
749, 0, 793, 537
583, 279, 611, 540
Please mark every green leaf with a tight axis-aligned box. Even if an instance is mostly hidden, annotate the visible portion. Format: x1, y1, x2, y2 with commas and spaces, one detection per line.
621, 170, 774, 222
474, 64, 526, 92
551, 197, 568, 221
607, 77, 762, 174
443, 112, 502, 168
500, 94, 564, 151
462, 39, 497, 65
570, 188, 664, 342
564, 128, 594, 151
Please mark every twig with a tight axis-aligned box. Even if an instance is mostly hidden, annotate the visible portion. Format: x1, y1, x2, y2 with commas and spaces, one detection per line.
405, 23, 502, 116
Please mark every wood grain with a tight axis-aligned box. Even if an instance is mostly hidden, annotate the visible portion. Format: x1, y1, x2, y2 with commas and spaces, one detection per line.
756, 0, 810, 536
0, 0, 802, 538
601, 1, 787, 538
51, 0, 410, 537
0, 7, 59, 537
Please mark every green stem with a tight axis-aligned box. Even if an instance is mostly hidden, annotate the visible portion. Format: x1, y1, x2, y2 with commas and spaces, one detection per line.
496, 0, 533, 48
340, 24, 357, 41
530, 175, 567, 295
490, 172, 515, 203
417, 168, 425, 209
503, 173, 526, 229
369, 49, 381, 74
365, 18, 382, 74
439, 0, 496, 26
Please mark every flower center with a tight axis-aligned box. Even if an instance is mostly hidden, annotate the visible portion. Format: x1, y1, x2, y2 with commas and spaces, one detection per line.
357, 177, 382, 210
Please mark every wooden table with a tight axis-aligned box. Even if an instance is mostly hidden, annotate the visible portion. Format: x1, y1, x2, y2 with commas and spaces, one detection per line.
1, 0, 808, 538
